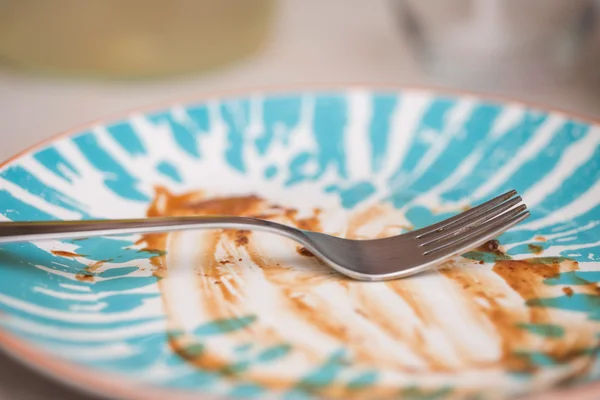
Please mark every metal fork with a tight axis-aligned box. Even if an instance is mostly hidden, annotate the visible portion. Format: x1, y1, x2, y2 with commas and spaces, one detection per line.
0, 190, 528, 281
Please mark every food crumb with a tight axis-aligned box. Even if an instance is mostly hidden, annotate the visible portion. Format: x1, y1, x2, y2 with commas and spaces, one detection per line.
563, 287, 574, 297
479, 260, 485, 265
479, 239, 499, 252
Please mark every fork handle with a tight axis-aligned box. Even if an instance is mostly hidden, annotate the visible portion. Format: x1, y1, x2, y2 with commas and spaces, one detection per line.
0, 216, 303, 244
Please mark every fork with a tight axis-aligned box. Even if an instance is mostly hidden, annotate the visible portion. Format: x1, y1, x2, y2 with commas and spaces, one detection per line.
0, 190, 528, 281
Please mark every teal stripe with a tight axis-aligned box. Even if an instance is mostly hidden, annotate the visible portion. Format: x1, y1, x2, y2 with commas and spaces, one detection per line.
490, 121, 588, 201
147, 111, 204, 159
257, 96, 301, 154
107, 121, 146, 156
407, 103, 501, 194
1, 165, 91, 218
524, 146, 600, 222
186, 104, 210, 131
156, 161, 183, 183
313, 95, 348, 179
389, 98, 455, 187
285, 151, 315, 186
220, 99, 250, 172
33, 146, 79, 183
440, 110, 548, 202
503, 205, 600, 245
333, 181, 376, 209
73, 132, 149, 202
0, 190, 57, 221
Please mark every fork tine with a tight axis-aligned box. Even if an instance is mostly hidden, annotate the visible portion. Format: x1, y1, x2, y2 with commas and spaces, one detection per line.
422, 207, 530, 258
418, 196, 523, 246
412, 190, 518, 239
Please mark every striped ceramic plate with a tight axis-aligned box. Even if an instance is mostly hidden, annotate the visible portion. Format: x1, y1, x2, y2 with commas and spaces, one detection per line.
0, 88, 599, 400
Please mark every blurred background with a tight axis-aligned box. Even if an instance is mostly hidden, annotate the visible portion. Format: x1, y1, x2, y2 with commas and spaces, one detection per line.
0, 0, 599, 398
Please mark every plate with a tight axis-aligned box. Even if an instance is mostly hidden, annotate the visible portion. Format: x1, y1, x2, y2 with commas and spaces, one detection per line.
0, 88, 599, 399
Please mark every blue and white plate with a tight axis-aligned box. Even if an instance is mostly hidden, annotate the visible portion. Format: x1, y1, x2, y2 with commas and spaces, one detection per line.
0, 88, 599, 399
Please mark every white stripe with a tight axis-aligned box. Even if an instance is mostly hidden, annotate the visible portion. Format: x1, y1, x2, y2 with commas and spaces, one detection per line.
47, 343, 137, 361
69, 303, 107, 312
407, 99, 475, 185
409, 106, 524, 209
59, 283, 92, 292
412, 148, 485, 208
404, 99, 476, 188
471, 114, 565, 200
505, 220, 600, 250
18, 155, 80, 200
34, 284, 159, 301
92, 126, 158, 196
34, 264, 81, 281
344, 90, 372, 179
241, 95, 267, 180
518, 179, 600, 230
542, 220, 600, 240
378, 92, 431, 180
542, 239, 600, 257
523, 129, 600, 207
0, 177, 81, 220
489, 106, 525, 140
53, 138, 147, 218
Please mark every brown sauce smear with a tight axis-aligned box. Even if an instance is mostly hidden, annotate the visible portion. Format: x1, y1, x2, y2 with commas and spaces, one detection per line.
440, 265, 529, 371
51, 250, 84, 258
140, 186, 595, 397
491, 258, 596, 372
479, 240, 500, 252
75, 273, 94, 282
476, 239, 511, 260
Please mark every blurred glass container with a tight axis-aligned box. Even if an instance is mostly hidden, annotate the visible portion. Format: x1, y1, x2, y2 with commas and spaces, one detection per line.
392, 0, 597, 89
0, 0, 275, 79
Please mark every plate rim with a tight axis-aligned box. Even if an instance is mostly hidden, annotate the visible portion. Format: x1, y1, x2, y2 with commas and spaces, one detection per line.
1, 83, 600, 400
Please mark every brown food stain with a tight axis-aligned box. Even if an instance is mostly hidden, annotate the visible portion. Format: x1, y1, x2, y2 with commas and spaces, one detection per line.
491, 258, 596, 372
478, 239, 499, 252
441, 265, 530, 371
138, 186, 597, 398
475, 239, 511, 261
297, 247, 315, 257
493, 259, 562, 301
51, 250, 84, 258
528, 244, 544, 254
232, 230, 250, 246
75, 273, 94, 282
86, 259, 106, 272
563, 287, 574, 297
346, 205, 387, 239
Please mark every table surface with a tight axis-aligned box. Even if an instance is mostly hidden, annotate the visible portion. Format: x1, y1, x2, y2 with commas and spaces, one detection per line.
1, 1, 600, 398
